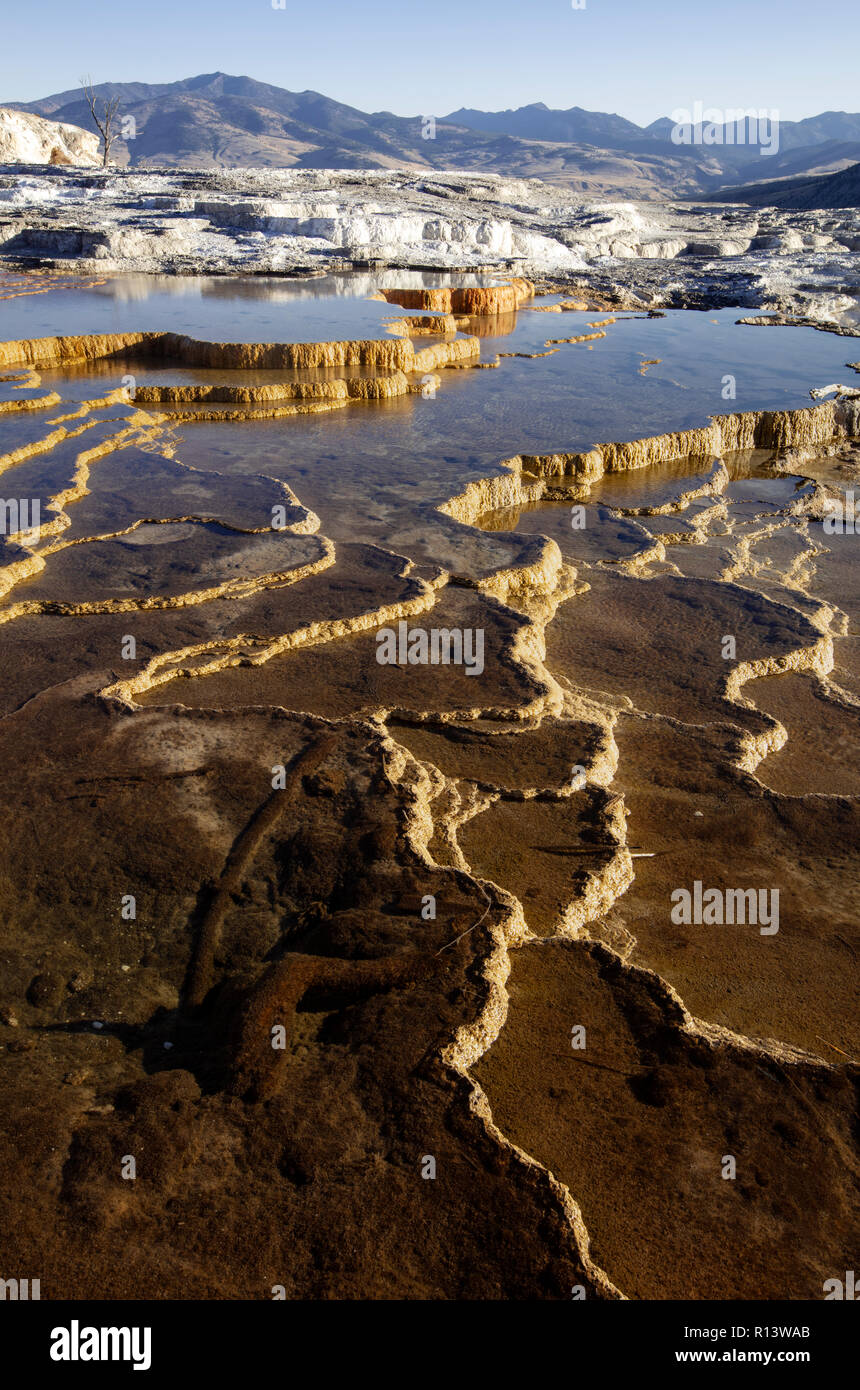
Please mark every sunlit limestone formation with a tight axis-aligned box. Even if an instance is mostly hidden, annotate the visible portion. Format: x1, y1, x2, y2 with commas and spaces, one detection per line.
440, 399, 860, 527
0, 330, 478, 373
379, 279, 534, 316
0, 321, 482, 427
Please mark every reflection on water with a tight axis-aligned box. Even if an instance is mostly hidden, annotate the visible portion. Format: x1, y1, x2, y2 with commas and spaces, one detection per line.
0, 269, 502, 343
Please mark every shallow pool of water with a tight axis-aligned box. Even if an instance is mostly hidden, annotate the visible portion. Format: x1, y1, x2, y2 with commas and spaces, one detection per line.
0, 270, 497, 342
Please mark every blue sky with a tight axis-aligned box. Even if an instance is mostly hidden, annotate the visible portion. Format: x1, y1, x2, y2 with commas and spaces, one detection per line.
2, 0, 857, 123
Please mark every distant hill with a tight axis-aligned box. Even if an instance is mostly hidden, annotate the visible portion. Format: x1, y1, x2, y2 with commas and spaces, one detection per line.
443, 102, 645, 149
707, 160, 860, 208
7, 74, 860, 200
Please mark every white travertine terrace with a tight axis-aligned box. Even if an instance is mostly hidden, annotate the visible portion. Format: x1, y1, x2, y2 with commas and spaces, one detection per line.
1, 167, 858, 323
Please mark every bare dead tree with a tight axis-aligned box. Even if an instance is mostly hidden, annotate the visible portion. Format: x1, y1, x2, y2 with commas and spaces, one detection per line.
80, 75, 121, 167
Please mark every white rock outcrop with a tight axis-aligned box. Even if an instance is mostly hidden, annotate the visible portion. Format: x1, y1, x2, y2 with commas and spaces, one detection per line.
0, 166, 857, 324
0, 108, 100, 167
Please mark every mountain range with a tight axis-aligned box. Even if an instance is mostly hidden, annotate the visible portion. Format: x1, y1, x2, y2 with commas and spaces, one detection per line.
7, 73, 860, 200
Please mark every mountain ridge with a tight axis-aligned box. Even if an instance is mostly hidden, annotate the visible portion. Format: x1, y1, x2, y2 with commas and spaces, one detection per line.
6, 74, 860, 200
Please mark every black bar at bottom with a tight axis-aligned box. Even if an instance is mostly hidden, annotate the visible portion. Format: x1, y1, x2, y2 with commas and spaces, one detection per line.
0, 1298, 853, 1376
